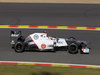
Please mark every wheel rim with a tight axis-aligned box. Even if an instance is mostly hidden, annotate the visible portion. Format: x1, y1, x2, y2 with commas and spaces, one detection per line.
70, 45, 77, 52
16, 44, 22, 50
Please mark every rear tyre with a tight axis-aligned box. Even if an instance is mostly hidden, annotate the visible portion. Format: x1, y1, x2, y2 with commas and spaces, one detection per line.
68, 43, 78, 54
14, 41, 24, 53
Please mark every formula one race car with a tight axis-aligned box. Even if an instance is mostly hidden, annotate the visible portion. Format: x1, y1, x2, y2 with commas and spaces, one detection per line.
10, 31, 90, 54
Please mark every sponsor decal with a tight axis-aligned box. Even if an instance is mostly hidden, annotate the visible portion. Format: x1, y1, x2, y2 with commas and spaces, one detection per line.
57, 41, 63, 44
33, 34, 39, 40
41, 44, 46, 49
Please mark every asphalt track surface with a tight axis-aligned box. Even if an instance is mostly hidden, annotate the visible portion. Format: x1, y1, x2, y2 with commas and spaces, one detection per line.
0, 3, 100, 27
0, 3, 100, 65
0, 29, 100, 65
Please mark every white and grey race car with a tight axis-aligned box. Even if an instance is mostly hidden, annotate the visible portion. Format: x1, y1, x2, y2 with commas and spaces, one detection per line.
10, 31, 90, 54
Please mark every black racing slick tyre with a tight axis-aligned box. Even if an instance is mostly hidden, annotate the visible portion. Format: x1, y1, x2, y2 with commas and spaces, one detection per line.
68, 43, 78, 54
14, 41, 24, 53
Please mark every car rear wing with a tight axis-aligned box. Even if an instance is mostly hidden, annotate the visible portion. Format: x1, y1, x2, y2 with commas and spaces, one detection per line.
10, 31, 22, 48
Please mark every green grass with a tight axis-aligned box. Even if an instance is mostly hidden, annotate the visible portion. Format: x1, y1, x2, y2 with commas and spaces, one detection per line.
0, 65, 100, 75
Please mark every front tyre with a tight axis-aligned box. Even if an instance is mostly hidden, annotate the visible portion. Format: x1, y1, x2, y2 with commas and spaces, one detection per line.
14, 41, 24, 53
68, 43, 78, 54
